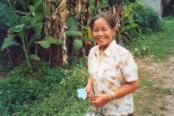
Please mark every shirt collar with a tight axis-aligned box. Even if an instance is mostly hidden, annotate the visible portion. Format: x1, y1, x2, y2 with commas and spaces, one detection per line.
94, 40, 118, 57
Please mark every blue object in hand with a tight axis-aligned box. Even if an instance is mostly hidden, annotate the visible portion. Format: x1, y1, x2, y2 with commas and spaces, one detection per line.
77, 88, 87, 100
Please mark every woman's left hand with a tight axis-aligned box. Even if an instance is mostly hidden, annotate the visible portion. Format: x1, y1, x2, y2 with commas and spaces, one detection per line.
90, 93, 112, 107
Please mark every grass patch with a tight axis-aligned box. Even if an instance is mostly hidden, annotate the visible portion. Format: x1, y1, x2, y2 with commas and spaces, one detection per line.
134, 69, 163, 116
131, 18, 174, 115
127, 19, 174, 60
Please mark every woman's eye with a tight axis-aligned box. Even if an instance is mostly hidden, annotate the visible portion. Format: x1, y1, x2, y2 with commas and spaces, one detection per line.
93, 30, 99, 32
102, 29, 107, 31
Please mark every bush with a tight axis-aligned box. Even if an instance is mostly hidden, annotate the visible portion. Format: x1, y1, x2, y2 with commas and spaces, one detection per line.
132, 3, 162, 32
122, 2, 163, 44
20, 61, 89, 115
0, 77, 44, 112
0, 62, 64, 114
0, 60, 90, 115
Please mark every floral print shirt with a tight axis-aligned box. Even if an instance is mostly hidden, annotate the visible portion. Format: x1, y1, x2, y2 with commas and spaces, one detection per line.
88, 40, 138, 116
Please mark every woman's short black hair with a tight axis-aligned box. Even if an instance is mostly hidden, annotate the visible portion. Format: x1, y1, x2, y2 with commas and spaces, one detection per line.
89, 13, 116, 30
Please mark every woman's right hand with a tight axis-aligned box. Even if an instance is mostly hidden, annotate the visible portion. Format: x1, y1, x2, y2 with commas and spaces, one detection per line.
85, 84, 94, 102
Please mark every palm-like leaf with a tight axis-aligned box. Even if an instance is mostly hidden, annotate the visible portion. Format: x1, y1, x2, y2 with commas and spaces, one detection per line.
0, 3, 19, 28
66, 15, 78, 31
36, 37, 64, 49
1, 36, 20, 51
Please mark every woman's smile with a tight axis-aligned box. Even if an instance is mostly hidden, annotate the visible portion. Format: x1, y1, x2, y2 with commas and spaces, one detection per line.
92, 18, 115, 50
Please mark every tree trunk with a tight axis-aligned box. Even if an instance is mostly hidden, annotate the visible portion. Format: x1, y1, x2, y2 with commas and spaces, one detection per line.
44, 0, 69, 67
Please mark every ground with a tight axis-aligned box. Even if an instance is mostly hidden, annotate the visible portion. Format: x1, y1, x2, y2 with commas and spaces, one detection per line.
135, 54, 174, 116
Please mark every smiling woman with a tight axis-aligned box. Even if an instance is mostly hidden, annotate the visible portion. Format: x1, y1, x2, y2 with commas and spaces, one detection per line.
89, 15, 116, 52
85, 13, 139, 116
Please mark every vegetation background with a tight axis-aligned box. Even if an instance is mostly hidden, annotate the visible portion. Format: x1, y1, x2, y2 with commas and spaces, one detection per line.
0, 0, 174, 115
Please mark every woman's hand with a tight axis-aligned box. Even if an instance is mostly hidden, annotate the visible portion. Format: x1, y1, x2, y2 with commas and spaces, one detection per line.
90, 93, 112, 107
85, 84, 94, 102
85, 75, 94, 102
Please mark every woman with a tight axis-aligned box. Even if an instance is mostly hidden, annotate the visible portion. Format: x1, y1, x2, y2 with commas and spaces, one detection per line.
85, 14, 139, 116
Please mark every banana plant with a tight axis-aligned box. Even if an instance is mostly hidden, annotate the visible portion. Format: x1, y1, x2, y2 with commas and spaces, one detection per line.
0, 0, 45, 69
66, 15, 83, 51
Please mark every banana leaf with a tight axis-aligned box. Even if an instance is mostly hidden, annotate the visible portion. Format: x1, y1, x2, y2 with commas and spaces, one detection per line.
1, 36, 20, 51
0, 3, 19, 28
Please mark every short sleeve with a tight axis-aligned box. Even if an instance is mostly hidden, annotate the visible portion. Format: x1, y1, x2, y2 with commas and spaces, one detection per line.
88, 48, 94, 75
121, 52, 138, 82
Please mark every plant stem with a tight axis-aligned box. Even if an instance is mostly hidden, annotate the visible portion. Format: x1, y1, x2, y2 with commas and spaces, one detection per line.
20, 32, 32, 69
13, 11, 29, 15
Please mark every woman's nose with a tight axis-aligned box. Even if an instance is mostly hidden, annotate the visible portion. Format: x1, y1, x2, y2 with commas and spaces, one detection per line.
97, 30, 103, 36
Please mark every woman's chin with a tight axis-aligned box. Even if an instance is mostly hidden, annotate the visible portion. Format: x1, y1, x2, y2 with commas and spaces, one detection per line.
97, 42, 105, 46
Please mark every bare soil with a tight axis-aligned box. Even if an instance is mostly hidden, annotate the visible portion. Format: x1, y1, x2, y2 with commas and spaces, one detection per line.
138, 55, 174, 116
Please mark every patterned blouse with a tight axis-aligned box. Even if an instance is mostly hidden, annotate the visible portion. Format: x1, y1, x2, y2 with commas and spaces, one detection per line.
88, 40, 138, 116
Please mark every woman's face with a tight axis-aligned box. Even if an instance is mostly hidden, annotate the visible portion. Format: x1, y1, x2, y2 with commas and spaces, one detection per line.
92, 17, 115, 48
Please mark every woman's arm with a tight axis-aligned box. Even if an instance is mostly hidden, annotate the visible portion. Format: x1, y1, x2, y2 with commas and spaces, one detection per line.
85, 75, 94, 99
110, 80, 139, 99
91, 80, 139, 107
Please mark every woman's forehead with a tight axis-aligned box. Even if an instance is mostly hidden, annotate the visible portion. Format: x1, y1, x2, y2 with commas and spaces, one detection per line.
93, 18, 110, 28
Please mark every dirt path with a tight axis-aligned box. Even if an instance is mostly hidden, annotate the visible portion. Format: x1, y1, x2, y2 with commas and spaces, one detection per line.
138, 55, 174, 116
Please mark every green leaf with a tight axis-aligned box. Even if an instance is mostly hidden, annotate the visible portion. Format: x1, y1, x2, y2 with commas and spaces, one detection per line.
89, 0, 95, 13
31, 14, 44, 24
98, 0, 109, 9
122, 23, 138, 31
73, 39, 82, 51
66, 16, 78, 31
36, 37, 63, 49
33, 0, 44, 14
10, 24, 25, 33
19, 15, 32, 25
1, 36, 19, 51
36, 40, 50, 48
0, 3, 19, 28
29, 0, 43, 16
29, 54, 40, 61
29, 5, 35, 15
65, 31, 82, 36
29, 22, 43, 45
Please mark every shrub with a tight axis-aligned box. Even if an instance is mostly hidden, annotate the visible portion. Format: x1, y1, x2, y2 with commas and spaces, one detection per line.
20, 61, 89, 115
0, 62, 64, 114
132, 3, 162, 32
122, 2, 163, 44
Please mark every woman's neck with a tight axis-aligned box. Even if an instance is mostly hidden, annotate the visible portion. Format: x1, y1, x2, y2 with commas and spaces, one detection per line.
99, 45, 107, 54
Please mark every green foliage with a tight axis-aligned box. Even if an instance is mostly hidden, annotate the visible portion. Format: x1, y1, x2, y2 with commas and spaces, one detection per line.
0, 77, 44, 110
66, 15, 84, 51
73, 39, 83, 51
66, 15, 78, 31
98, 0, 109, 9
89, 0, 95, 14
1, 36, 20, 51
27, 62, 88, 115
29, 0, 44, 15
122, 2, 162, 44
123, 2, 139, 31
36, 37, 64, 48
66, 30, 82, 36
0, 1, 44, 69
0, 2, 18, 28
133, 45, 150, 57
29, 54, 41, 61
132, 3, 162, 32
10, 24, 24, 33
0, 62, 64, 114
127, 19, 174, 58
